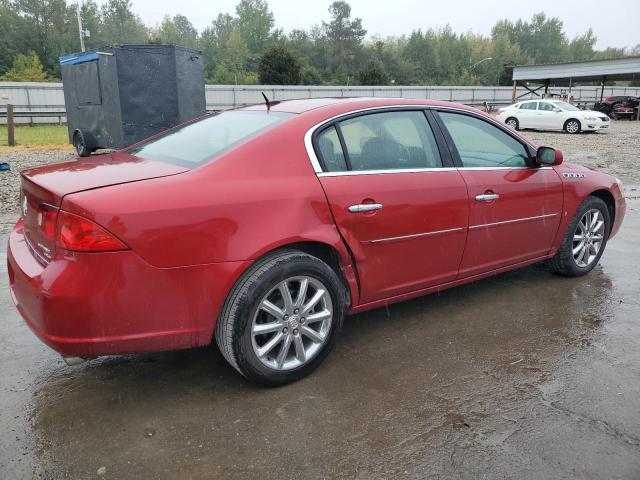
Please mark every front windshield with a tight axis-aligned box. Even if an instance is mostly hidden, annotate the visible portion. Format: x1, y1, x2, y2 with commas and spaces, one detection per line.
553, 101, 581, 112
128, 110, 293, 168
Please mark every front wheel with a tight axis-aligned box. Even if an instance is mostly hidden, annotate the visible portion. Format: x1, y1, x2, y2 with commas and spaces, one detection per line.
215, 250, 347, 386
550, 196, 610, 276
564, 119, 581, 134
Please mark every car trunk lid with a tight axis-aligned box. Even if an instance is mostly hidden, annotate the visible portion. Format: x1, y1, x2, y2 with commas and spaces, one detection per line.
20, 152, 188, 264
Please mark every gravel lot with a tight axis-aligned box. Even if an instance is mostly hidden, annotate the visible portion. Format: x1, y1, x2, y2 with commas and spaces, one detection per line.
523, 121, 640, 190
1, 120, 638, 221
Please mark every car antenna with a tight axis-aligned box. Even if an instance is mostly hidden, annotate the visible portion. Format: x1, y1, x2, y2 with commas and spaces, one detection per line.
261, 92, 280, 112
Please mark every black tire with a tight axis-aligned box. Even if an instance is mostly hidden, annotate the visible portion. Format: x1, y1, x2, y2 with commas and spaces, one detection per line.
550, 196, 611, 277
564, 119, 581, 134
215, 250, 347, 386
73, 129, 95, 157
505, 117, 519, 130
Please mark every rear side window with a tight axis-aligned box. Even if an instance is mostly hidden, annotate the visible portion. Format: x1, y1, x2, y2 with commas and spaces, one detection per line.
319, 111, 442, 172
129, 111, 293, 168
317, 126, 348, 172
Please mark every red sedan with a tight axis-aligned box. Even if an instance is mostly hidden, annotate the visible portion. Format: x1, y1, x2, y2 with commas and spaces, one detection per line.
8, 98, 626, 385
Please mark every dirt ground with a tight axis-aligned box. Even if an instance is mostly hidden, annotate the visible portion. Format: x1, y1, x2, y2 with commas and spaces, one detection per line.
1, 203, 639, 479
1, 121, 639, 479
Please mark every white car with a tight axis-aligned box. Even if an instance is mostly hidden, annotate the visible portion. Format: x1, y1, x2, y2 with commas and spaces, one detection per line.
496, 100, 610, 134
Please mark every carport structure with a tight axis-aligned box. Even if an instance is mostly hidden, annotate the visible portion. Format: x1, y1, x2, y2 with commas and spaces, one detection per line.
511, 56, 640, 103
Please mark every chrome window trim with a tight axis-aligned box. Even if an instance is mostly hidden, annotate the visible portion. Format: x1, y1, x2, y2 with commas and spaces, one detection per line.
369, 227, 465, 244
469, 213, 559, 230
303, 104, 539, 175
318, 167, 457, 177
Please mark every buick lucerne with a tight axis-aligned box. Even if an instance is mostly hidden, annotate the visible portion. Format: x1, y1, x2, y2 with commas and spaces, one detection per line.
7, 98, 626, 385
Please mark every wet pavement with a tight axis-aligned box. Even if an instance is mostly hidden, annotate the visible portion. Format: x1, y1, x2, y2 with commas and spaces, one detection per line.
1, 202, 639, 479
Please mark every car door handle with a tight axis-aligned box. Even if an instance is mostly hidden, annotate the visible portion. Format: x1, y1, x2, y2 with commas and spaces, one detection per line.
348, 203, 383, 213
475, 194, 500, 202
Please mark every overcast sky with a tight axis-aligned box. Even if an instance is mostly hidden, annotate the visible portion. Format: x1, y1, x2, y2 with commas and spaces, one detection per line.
124, 0, 639, 50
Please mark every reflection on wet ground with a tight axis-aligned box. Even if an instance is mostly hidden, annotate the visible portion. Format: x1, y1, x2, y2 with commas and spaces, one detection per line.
1, 202, 639, 479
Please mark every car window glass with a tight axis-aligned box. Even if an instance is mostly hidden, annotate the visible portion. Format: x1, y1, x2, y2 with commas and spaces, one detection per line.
539, 102, 555, 111
337, 111, 442, 171
438, 112, 529, 168
129, 111, 292, 168
317, 126, 348, 172
520, 102, 538, 110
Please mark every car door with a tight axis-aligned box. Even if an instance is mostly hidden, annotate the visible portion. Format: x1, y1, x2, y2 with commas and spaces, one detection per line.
517, 101, 538, 128
313, 109, 469, 303
535, 101, 562, 130
434, 109, 563, 278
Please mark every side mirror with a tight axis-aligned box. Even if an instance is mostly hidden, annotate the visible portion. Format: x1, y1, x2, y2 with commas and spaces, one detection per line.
537, 146, 563, 166
552, 107, 561, 112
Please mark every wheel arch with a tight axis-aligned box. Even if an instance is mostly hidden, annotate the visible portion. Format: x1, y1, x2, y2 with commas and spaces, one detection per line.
229, 238, 359, 315
589, 189, 616, 232
564, 118, 582, 129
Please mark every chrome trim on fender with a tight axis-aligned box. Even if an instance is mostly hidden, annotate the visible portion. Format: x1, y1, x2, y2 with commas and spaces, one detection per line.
370, 227, 464, 244
469, 213, 559, 230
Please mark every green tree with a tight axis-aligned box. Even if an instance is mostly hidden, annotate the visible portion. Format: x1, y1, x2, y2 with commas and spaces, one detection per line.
199, 13, 236, 80
235, 0, 274, 54
223, 27, 250, 83
1, 51, 49, 81
357, 58, 388, 85
0, 1, 26, 74
569, 28, 597, 61
258, 44, 301, 84
13, 0, 77, 75
80, 0, 106, 50
101, 0, 148, 45
152, 14, 198, 48
322, 1, 366, 78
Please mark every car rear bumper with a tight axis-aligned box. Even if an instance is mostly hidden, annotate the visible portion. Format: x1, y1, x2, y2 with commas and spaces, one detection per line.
7, 219, 250, 358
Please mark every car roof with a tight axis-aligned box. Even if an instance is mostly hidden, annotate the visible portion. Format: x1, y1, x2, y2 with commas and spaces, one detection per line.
237, 96, 480, 115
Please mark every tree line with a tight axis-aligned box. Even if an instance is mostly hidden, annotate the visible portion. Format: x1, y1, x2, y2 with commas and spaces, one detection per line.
1, 0, 638, 85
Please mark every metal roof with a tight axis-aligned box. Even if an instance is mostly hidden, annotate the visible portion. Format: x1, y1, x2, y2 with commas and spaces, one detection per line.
512, 56, 640, 84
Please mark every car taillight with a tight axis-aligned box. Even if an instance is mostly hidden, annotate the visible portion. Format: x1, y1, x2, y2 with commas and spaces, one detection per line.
56, 211, 128, 252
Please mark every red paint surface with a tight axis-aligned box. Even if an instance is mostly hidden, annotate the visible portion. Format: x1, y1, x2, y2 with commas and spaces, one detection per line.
7, 98, 626, 358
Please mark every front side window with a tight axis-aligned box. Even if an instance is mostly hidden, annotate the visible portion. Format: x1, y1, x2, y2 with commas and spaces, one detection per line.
129, 111, 293, 168
333, 111, 442, 171
539, 102, 556, 111
438, 112, 529, 168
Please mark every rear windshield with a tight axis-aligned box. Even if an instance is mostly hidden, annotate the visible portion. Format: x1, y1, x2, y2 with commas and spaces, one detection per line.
128, 111, 293, 167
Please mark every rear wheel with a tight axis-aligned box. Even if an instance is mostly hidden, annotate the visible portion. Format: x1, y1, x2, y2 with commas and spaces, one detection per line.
72, 129, 95, 157
550, 196, 610, 276
505, 117, 519, 130
215, 250, 347, 386
564, 119, 581, 134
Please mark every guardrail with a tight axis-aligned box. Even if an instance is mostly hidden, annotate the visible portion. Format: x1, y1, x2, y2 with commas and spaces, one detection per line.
3, 82, 640, 125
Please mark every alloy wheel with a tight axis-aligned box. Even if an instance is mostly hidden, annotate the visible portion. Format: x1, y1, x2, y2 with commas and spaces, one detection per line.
566, 120, 580, 133
572, 209, 605, 268
251, 276, 333, 371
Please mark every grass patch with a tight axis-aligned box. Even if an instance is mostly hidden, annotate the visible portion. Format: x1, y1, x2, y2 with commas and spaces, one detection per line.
0, 124, 69, 147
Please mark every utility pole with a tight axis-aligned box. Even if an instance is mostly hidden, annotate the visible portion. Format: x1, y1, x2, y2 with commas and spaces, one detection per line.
76, 2, 85, 52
